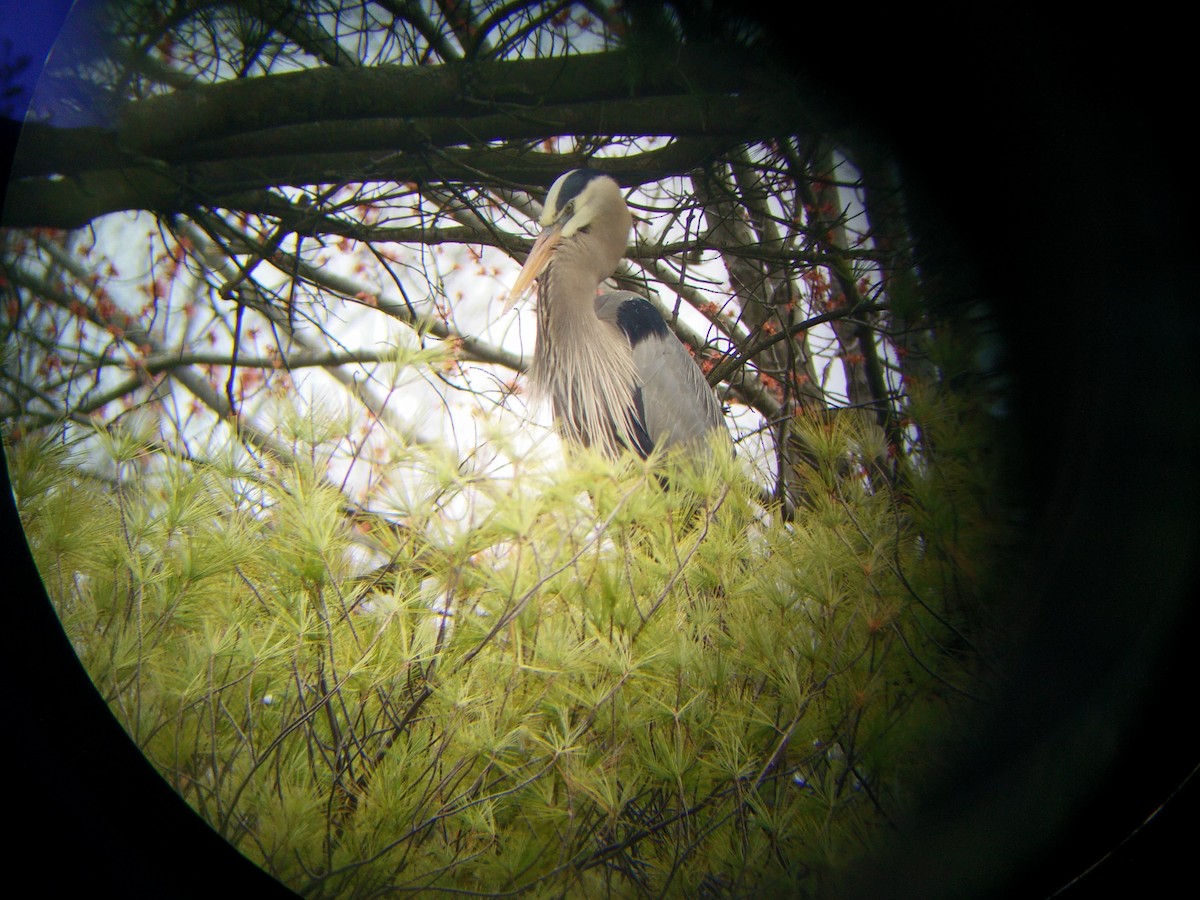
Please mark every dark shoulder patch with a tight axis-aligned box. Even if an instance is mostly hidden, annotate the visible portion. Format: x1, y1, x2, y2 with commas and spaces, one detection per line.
628, 386, 654, 458
615, 297, 671, 347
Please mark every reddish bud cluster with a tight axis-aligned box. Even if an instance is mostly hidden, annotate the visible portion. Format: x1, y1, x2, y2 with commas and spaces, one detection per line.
760, 373, 782, 401
238, 369, 264, 396
802, 269, 828, 289
95, 293, 119, 321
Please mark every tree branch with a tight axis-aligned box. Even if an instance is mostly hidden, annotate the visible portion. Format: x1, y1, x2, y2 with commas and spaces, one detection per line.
4, 40, 826, 228
4, 139, 735, 229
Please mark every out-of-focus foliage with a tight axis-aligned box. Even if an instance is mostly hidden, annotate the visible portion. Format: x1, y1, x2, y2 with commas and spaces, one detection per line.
11, 378, 1002, 895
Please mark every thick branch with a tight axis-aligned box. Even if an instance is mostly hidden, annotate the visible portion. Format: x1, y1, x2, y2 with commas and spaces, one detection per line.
4, 41, 826, 229
112, 45, 762, 158
4, 139, 733, 230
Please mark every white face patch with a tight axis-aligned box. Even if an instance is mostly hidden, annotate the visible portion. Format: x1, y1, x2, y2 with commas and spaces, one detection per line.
538, 170, 575, 227
539, 170, 614, 237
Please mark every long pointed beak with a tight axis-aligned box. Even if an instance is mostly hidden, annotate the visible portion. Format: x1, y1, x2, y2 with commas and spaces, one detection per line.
502, 222, 562, 314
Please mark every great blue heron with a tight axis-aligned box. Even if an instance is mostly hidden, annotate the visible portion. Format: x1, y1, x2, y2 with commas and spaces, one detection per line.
505, 169, 728, 460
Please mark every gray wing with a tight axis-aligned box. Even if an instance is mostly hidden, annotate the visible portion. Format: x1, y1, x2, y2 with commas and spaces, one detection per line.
595, 291, 728, 455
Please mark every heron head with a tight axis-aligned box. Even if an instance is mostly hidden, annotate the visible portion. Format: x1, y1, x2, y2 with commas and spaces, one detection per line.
504, 170, 631, 313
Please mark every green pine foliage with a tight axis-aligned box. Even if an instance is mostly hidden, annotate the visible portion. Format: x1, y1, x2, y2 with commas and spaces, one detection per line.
11, 383, 1002, 897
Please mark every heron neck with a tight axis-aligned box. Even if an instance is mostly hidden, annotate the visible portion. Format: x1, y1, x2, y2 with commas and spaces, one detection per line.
538, 239, 608, 325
